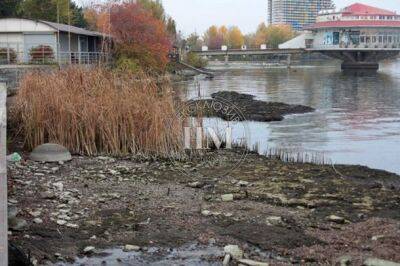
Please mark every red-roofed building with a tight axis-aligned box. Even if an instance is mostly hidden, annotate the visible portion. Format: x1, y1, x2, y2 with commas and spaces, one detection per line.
342, 3, 397, 16
304, 3, 400, 52
284, 3, 400, 69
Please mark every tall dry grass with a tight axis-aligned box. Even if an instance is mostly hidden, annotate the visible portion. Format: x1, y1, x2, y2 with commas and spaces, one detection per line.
11, 67, 184, 157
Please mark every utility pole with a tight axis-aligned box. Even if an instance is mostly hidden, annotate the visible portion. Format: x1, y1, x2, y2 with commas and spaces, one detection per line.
57, 1, 61, 67
68, 0, 72, 64
0, 83, 7, 266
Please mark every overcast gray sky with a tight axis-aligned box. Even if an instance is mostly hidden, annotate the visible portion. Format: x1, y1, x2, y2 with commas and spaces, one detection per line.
160, 0, 400, 36
76, 0, 400, 36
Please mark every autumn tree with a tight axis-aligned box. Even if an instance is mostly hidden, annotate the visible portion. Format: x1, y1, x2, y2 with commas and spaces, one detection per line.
254, 23, 268, 46
137, 0, 165, 21
228, 26, 244, 48
265, 25, 295, 48
203, 25, 223, 49
218, 26, 229, 45
110, 2, 171, 73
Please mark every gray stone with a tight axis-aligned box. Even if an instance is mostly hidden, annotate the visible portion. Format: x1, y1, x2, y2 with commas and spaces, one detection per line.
238, 259, 269, 266
223, 254, 231, 266
338, 255, 352, 266
83, 246, 95, 254
237, 180, 250, 187
201, 210, 211, 216
266, 216, 283, 226
56, 220, 67, 226
371, 235, 385, 241
33, 218, 43, 224
224, 245, 243, 260
30, 143, 72, 162
123, 245, 140, 252
40, 191, 56, 200
326, 215, 345, 224
364, 258, 400, 266
221, 194, 234, 202
9, 218, 28, 231
8, 205, 19, 219
188, 181, 205, 188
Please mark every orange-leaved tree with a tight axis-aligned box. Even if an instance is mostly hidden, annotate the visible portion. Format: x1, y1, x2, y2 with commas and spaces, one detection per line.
109, 2, 171, 73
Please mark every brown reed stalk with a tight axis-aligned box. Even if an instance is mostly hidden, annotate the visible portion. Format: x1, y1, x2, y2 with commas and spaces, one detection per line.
11, 67, 185, 158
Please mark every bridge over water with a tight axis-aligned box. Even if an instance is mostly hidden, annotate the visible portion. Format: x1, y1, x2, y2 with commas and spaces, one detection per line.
191, 48, 306, 67
192, 46, 400, 70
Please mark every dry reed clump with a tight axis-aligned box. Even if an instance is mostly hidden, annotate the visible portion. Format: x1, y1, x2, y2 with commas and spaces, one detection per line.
11, 67, 184, 157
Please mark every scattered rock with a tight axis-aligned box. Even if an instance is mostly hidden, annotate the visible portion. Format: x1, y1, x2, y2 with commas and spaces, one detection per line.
56, 220, 67, 226
201, 210, 212, 216
237, 180, 250, 187
326, 215, 345, 224
29, 210, 42, 217
188, 181, 205, 188
33, 218, 43, 224
52, 182, 64, 192
238, 258, 270, 266
40, 191, 56, 200
224, 245, 243, 260
266, 216, 283, 226
371, 235, 385, 241
364, 258, 400, 266
223, 254, 231, 266
30, 143, 72, 162
123, 244, 140, 252
221, 194, 234, 202
337, 255, 352, 266
9, 218, 28, 231
66, 223, 79, 229
83, 246, 95, 254
8, 206, 19, 219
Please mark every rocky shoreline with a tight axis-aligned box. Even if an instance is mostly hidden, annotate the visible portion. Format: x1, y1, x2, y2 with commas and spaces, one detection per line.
7, 149, 400, 265
187, 91, 315, 122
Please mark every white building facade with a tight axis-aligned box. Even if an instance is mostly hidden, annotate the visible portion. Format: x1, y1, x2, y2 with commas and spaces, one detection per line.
0, 18, 109, 65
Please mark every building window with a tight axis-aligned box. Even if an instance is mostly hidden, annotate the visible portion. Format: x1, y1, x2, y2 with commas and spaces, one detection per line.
360, 36, 365, 43
372, 36, 377, 43
379, 36, 383, 43
383, 36, 388, 43
388, 36, 392, 43
366, 36, 371, 43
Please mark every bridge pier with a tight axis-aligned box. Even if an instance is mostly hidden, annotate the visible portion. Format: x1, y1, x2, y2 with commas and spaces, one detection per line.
287, 54, 292, 68
224, 54, 229, 65
322, 50, 400, 71
341, 62, 379, 70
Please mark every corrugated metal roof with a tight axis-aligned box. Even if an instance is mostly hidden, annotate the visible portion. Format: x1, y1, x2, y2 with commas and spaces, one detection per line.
40, 20, 105, 37
307, 20, 400, 29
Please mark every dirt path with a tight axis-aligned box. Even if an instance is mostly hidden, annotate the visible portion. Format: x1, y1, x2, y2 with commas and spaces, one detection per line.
7, 150, 400, 265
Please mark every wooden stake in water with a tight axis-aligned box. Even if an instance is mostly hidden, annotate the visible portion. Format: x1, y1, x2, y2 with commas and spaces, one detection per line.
0, 83, 7, 264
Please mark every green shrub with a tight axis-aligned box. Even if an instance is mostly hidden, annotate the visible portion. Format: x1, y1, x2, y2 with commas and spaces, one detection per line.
185, 52, 208, 68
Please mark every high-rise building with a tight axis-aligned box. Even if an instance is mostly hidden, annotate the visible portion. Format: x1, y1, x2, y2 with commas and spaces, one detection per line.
267, 0, 335, 31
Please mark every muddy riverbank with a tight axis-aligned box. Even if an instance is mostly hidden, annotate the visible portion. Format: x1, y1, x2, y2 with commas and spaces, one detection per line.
7, 149, 400, 265
187, 91, 315, 122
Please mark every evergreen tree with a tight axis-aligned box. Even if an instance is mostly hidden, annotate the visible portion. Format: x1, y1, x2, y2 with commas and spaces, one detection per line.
19, 0, 87, 27
0, 0, 22, 18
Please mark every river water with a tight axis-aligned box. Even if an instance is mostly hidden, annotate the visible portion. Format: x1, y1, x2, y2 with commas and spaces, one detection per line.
175, 60, 400, 174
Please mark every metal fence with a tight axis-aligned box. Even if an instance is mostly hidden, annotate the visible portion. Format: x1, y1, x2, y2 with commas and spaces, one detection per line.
0, 42, 109, 65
